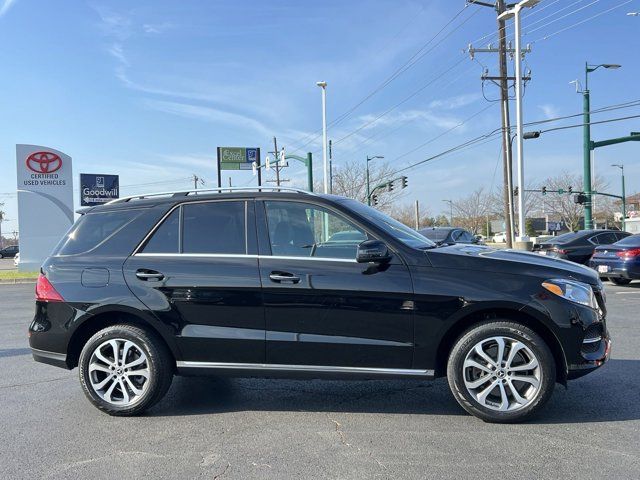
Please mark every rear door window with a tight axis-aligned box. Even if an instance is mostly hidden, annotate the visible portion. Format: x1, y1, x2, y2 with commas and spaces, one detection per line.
54, 209, 143, 255
595, 232, 617, 245
182, 201, 246, 254
141, 208, 180, 254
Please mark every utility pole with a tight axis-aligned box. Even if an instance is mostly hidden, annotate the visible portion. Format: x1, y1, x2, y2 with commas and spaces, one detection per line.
414, 200, 420, 230
316, 81, 329, 193
468, 0, 533, 248
497, 0, 514, 248
192, 174, 204, 190
273, 136, 281, 186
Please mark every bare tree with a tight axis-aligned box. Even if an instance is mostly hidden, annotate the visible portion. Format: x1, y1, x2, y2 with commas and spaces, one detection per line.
451, 187, 492, 234
327, 160, 402, 211
389, 202, 432, 229
536, 171, 583, 231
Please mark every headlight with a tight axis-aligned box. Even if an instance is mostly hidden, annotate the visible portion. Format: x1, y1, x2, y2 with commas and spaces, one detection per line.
542, 279, 597, 309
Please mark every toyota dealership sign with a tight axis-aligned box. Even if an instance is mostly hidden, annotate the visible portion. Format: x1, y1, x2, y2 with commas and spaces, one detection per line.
16, 144, 74, 271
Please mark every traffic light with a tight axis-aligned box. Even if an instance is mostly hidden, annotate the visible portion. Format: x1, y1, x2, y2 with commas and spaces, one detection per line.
514, 186, 519, 196
568, 186, 573, 194
401, 176, 408, 188
574, 193, 586, 204
388, 181, 395, 192
541, 186, 547, 195
372, 194, 379, 206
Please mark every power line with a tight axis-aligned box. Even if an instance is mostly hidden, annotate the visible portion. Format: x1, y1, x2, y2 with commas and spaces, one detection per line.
522, 0, 599, 37
393, 111, 640, 175
531, 0, 635, 43
333, 56, 468, 146
390, 103, 497, 163
538, 113, 640, 134
289, 5, 479, 153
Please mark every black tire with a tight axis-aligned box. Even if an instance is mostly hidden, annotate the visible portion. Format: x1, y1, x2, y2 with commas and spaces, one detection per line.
609, 277, 632, 286
447, 320, 556, 423
78, 324, 173, 416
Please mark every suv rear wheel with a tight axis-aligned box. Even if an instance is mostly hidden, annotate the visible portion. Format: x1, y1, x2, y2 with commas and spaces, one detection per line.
609, 277, 631, 286
78, 324, 173, 416
447, 321, 555, 423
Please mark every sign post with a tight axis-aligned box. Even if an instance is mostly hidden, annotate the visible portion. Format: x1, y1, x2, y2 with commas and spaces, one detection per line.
16, 144, 74, 271
80, 174, 119, 206
216, 147, 261, 187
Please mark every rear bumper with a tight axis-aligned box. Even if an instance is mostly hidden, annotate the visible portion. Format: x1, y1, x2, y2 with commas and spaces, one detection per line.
589, 259, 640, 279
31, 348, 70, 369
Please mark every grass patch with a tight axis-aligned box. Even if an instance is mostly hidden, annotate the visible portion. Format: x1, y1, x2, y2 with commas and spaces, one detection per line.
0, 270, 39, 280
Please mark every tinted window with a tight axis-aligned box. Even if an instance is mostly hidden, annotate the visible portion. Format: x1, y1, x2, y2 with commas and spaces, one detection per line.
265, 201, 367, 259
615, 234, 640, 246
142, 208, 180, 253
545, 231, 582, 244
455, 230, 475, 243
594, 232, 617, 245
182, 201, 246, 254
54, 209, 142, 255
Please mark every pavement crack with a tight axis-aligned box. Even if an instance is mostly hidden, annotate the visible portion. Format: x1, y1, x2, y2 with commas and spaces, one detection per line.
0, 376, 69, 390
327, 414, 351, 447
212, 462, 230, 479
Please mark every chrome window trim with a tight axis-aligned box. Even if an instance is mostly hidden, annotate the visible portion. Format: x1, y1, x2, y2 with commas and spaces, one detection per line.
134, 252, 357, 263
176, 361, 433, 376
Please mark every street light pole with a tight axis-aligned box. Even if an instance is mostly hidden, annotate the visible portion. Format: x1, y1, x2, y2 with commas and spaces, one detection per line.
443, 199, 453, 225
317, 81, 329, 194
581, 62, 621, 229
499, 0, 539, 248
366, 155, 384, 205
612, 164, 626, 231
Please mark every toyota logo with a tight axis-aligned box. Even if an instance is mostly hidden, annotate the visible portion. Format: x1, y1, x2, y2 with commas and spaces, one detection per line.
26, 151, 62, 174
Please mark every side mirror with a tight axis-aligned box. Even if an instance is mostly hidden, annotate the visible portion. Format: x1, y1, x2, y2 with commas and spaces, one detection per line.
356, 240, 392, 263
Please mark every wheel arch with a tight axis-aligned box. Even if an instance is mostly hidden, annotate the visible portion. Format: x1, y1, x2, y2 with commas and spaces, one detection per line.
433, 307, 568, 384
66, 309, 178, 369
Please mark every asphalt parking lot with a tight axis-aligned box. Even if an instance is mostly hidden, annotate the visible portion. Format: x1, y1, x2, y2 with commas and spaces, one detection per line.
1, 283, 639, 479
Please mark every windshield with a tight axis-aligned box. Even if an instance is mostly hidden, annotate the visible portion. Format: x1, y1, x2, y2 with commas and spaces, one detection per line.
337, 198, 436, 249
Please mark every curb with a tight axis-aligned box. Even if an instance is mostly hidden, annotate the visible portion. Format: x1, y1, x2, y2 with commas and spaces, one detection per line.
0, 279, 37, 285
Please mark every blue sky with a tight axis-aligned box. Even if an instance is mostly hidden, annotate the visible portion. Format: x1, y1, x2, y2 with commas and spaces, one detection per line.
1, 0, 639, 234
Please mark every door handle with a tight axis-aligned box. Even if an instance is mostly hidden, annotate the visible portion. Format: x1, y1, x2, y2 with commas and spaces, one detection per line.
269, 272, 300, 284
136, 270, 165, 281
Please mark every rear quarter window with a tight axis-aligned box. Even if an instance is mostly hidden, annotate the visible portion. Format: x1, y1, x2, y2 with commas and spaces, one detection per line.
53, 209, 144, 256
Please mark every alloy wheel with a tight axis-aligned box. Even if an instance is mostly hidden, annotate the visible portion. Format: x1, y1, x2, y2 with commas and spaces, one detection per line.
88, 338, 150, 406
463, 336, 541, 412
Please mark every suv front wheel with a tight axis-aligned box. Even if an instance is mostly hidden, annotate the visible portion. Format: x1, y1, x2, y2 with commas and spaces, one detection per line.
78, 324, 173, 416
447, 321, 556, 423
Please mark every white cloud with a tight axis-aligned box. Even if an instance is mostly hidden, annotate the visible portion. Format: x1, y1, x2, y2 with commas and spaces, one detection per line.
0, 0, 16, 17
143, 99, 274, 138
142, 22, 173, 34
428, 93, 481, 110
538, 104, 559, 120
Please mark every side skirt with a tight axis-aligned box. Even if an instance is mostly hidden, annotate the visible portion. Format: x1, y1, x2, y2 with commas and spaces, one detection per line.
176, 361, 434, 379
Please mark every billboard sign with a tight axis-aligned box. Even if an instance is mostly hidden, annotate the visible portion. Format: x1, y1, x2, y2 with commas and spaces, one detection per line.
80, 173, 119, 206
217, 147, 260, 171
16, 144, 74, 271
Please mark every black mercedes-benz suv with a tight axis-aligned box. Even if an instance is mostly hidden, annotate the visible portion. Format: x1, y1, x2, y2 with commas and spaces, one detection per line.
29, 188, 610, 423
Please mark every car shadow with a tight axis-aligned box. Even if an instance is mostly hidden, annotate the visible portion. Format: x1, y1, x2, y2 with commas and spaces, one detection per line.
149, 359, 640, 423
0, 348, 32, 359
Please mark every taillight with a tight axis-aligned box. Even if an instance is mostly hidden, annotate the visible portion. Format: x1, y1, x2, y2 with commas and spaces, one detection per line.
553, 247, 568, 254
616, 248, 640, 259
35, 274, 64, 302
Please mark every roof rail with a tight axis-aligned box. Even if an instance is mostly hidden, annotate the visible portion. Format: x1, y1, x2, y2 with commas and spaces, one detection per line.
106, 186, 315, 204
